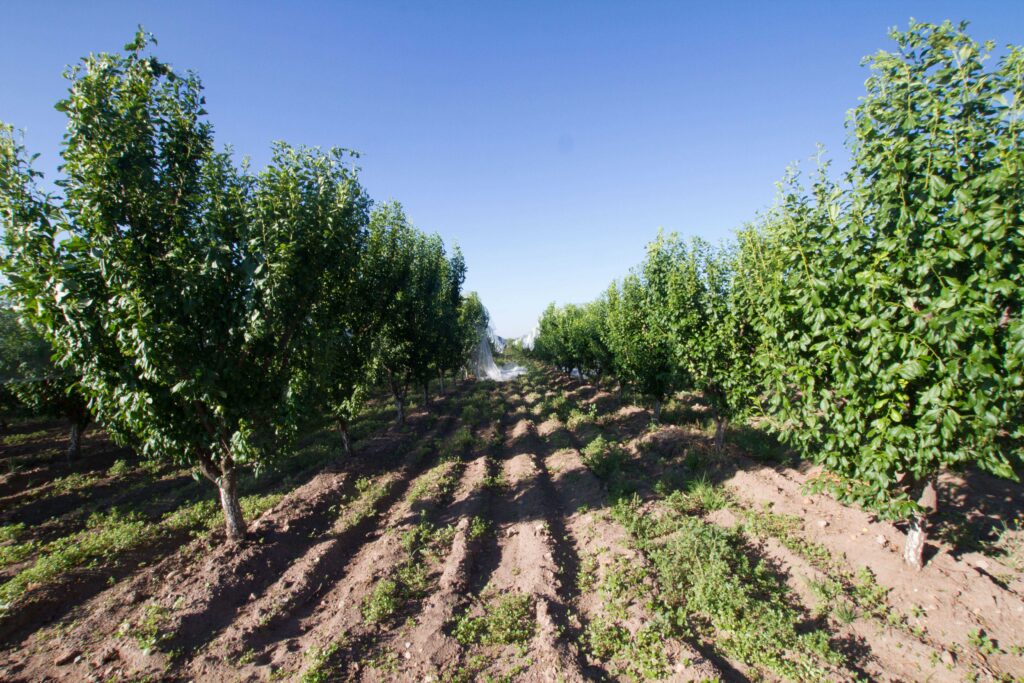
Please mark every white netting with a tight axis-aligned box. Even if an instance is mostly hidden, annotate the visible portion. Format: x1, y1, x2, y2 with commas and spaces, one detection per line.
519, 324, 539, 350
470, 325, 525, 381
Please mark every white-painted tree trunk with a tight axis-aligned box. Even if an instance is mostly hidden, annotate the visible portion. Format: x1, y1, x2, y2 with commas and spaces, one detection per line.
218, 469, 246, 542
338, 421, 352, 457
714, 416, 728, 451
66, 421, 83, 465
903, 477, 938, 569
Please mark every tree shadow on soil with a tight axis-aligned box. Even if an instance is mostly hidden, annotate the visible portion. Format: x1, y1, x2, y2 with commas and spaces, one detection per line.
167, 411, 450, 658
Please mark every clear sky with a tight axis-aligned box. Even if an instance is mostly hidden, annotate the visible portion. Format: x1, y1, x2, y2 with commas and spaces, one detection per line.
2, 1, 1022, 337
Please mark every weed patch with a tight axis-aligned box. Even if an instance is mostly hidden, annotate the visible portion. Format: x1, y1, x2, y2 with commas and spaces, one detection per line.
739, 506, 905, 629
585, 618, 672, 680
566, 405, 598, 430
301, 641, 342, 683
611, 495, 843, 680
452, 593, 534, 646
580, 436, 629, 479
664, 475, 730, 514
0, 509, 150, 611
363, 517, 456, 625
116, 602, 171, 654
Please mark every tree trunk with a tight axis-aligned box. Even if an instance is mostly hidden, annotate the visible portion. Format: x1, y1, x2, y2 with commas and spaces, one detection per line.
395, 396, 405, 426
423, 383, 429, 408
199, 457, 246, 542
217, 467, 246, 542
439, 370, 446, 394
903, 476, 938, 569
714, 416, 728, 451
66, 420, 83, 466
338, 420, 352, 457
388, 371, 406, 426
652, 398, 662, 422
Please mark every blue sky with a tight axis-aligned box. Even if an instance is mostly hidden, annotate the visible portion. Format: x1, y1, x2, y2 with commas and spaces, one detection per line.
2, 1, 1022, 337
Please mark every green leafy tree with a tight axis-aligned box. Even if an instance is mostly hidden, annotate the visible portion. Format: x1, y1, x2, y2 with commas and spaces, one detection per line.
0, 303, 45, 418
533, 303, 567, 374
0, 307, 92, 461
435, 249, 468, 391
304, 277, 376, 458
406, 234, 453, 407
315, 333, 371, 458
534, 303, 586, 378
757, 22, 1024, 567
662, 236, 762, 449
580, 296, 616, 385
315, 201, 465, 448
457, 291, 489, 382
603, 236, 681, 420
0, 303, 91, 458
368, 203, 458, 424
532, 300, 614, 384
0, 31, 369, 541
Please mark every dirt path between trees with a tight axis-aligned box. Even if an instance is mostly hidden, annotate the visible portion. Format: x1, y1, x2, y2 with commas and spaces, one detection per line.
2, 372, 1022, 682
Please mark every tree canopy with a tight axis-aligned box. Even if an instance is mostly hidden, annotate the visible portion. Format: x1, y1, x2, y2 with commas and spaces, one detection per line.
530, 21, 1024, 567
0, 30, 477, 541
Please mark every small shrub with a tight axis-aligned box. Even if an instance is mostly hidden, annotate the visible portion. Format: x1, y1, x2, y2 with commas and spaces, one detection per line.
665, 475, 729, 514
585, 619, 671, 680
968, 629, 1002, 656
107, 459, 134, 478
833, 601, 858, 625
581, 436, 629, 479
117, 602, 170, 654
467, 516, 490, 541
482, 472, 508, 491
460, 403, 482, 426
138, 459, 165, 477
0, 523, 25, 545
441, 427, 475, 460
362, 578, 402, 624
50, 472, 100, 495
301, 642, 341, 683
453, 593, 534, 646
566, 405, 598, 430
0, 538, 38, 569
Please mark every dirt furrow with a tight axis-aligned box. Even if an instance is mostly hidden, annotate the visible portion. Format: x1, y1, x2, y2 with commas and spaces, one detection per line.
196, 410, 466, 661
722, 461, 1024, 679
254, 432, 474, 681
191, 454, 437, 677
4, 406, 447, 683
365, 451, 494, 681
541, 418, 723, 682
7, 463, 354, 682
449, 416, 586, 682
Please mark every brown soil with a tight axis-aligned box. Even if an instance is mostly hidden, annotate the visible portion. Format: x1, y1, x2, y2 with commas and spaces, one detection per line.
1, 373, 1022, 682
540, 421, 721, 681
720, 459, 1024, 680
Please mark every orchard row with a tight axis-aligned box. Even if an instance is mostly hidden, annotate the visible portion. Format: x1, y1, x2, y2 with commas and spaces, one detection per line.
0, 30, 489, 541
531, 21, 1024, 568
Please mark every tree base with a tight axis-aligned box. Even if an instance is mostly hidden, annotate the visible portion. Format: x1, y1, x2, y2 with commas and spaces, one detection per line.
903, 515, 926, 569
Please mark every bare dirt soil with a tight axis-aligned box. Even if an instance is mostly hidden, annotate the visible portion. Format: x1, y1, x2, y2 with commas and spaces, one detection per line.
1, 371, 1022, 682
